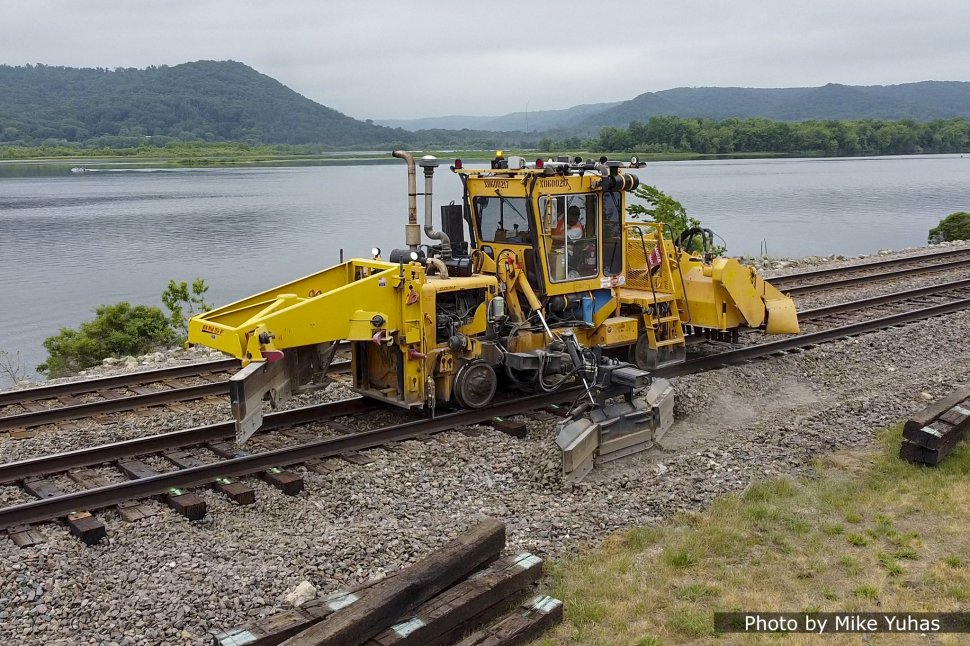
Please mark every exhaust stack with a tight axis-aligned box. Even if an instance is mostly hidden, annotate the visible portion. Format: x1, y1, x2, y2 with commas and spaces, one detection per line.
418, 155, 452, 259
392, 150, 422, 251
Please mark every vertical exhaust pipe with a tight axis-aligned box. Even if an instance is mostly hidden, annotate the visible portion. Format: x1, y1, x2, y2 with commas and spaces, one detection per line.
393, 150, 422, 251
418, 155, 452, 259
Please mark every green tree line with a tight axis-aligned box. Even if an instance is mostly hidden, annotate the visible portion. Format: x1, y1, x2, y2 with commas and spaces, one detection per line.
541, 116, 970, 156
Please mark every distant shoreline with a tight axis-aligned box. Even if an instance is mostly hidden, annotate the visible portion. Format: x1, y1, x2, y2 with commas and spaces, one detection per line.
2, 146, 950, 167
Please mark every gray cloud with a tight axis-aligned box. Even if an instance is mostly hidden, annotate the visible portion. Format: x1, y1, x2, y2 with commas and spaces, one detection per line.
3, 0, 968, 119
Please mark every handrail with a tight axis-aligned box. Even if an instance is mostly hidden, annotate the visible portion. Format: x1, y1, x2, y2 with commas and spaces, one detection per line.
630, 224, 661, 312
664, 223, 692, 324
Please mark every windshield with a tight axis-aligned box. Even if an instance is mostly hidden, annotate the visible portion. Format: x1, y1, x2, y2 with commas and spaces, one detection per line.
474, 196, 531, 244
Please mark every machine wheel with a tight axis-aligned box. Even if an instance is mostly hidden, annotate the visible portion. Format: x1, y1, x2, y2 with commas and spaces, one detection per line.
631, 333, 686, 370
454, 361, 498, 409
631, 333, 658, 371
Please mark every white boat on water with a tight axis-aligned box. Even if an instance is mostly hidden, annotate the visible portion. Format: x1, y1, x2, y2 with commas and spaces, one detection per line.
70, 167, 88, 174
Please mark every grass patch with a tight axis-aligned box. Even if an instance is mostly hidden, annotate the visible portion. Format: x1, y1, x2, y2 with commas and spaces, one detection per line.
877, 553, 903, 577
663, 546, 699, 570
949, 585, 970, 602
543, 425, 970, 645
853, 584, 879, 599
668, 608, 715, 637
675, 583, 719, 602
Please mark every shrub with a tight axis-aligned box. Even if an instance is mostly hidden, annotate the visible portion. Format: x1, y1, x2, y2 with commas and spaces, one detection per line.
161, 278, 211, 339
928, 211, 970, 243
37, 302, 177, 377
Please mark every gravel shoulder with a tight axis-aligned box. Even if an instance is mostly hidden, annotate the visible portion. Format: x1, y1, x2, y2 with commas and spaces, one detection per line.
1, 243, 969, 645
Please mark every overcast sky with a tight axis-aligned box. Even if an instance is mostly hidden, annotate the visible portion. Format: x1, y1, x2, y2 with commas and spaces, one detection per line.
2, 1, 968, 120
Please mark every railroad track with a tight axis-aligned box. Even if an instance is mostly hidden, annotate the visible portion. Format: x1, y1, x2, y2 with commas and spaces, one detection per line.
3, 249, 968, 434
770, 245, 970, 295
796, 277, 970, 331
661, 293, 970, 378
0, 357, 350, 433
0, 391, 574, 544
4, 281, 970, 546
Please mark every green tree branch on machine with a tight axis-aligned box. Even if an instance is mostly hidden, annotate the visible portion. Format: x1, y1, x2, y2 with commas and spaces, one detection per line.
627, 184, 725, 256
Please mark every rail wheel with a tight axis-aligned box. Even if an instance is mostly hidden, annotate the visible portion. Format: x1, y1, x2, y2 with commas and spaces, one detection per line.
631, 333, 659, 371
631, 333, 685, 370
454, 360, 498, 409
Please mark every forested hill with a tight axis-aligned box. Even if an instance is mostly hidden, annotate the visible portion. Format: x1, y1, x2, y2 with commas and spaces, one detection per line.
381, 82, 970, 133
3, 61, 968, 149
581, 82, 970, 129
0, 61, 410, 146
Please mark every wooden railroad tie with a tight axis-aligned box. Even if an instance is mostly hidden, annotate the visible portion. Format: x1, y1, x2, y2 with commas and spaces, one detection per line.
488, 418, 528, 439
208, 442, 304, 495
900, 386, 970, 466
20, 477, 107, 545
69, 468, 156, 523
7, 525, 46, 548
164, 451, 256, 505
366, 551, 543, 646
212, 518, 562, 646
117, 459, 207, 520
453, 595, 564, 646
282, 518, 506, 646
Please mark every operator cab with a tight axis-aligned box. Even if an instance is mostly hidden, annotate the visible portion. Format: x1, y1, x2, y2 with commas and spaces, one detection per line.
453, 153, 634, 310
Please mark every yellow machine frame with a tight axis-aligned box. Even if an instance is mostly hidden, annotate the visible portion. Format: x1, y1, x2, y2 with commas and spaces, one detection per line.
188, 151, 798, 448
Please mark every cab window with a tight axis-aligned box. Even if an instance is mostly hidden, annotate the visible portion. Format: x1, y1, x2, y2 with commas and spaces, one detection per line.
473, 196, 531, 244
539, 193, 599, 282
603, 191, 623, 276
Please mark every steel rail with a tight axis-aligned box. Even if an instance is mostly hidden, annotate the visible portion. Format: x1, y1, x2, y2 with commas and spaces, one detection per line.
0, 341, 353, 407
774, 257, 970, 295
795, 277, 970, 321
0, 396, 380, 485
0, 360, 351, 431
769, 246, 970, 287
0, 359, 238, 407
0, 381, 229, 432
656, 296, 970, 378
0, 389, 581, 530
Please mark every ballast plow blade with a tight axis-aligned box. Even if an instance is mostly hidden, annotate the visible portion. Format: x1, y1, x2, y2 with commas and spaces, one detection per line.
228, 343, 338, 443
765, 296, 800, 335
229, 357, 294, 443
556, 378, 674, 482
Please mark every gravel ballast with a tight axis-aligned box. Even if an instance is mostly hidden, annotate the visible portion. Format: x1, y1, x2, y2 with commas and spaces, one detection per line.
1, 242, 969, 645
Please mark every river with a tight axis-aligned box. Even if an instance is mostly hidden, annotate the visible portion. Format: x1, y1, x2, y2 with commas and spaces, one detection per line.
1, 154, 967, 380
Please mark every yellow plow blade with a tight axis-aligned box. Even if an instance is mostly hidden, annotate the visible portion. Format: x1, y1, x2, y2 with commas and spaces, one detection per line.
765, 297, 800, 334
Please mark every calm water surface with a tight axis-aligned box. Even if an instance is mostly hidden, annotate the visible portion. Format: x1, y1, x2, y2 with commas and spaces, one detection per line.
1, 155, 967, 379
